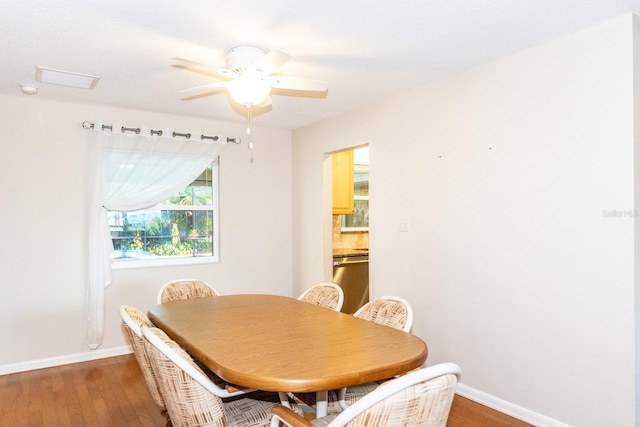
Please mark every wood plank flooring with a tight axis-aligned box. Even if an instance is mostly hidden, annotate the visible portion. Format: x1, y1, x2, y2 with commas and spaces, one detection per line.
0, 354, 531, 426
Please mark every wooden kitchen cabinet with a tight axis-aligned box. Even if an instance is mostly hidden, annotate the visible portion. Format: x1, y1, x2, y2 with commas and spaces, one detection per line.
332, 150, 354, 214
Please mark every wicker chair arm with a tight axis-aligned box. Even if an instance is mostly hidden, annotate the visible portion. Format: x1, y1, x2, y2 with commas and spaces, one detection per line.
270, 406, 314, 427
141, 326, 254, 398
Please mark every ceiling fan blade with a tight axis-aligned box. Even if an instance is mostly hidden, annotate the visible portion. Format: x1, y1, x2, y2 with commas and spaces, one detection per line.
172, 57, 236, 79
250, 49, 291, 76
179, 81, 228, 94
268, 75, 328, 92
257, 95, 272, 107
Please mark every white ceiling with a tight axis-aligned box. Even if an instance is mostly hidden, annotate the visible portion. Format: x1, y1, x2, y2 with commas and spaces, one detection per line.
2, 0, 639, 130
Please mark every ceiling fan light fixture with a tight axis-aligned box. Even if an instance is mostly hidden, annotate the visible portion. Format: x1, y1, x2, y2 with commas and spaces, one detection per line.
226, 45, 267, 71
226, 77, 271, 106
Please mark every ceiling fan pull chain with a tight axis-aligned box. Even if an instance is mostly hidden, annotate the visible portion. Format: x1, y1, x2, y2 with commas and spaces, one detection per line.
247, 105, 254, 151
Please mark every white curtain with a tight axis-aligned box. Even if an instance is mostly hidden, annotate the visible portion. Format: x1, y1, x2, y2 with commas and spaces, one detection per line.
86, 123, 228, 349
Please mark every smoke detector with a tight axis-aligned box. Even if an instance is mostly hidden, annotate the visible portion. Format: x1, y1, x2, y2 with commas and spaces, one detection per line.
20, 84, 38, 95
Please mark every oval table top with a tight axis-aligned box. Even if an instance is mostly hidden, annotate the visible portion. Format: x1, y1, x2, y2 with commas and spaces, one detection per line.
148, 294, 428, 393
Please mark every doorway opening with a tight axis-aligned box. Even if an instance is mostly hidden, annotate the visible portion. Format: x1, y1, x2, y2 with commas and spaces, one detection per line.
329, 145, 369, 313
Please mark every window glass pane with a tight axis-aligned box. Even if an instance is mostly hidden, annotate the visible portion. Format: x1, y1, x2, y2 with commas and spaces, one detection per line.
354, 170, 368, 197
342, 199, 369, 228
109, 163, 218, 263
341, 165, 369, 229
164, 168, 213, 206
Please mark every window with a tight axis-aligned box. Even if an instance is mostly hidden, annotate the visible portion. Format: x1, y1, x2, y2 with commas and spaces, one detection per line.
108, 161, 219, 265
341, 164, 369, 231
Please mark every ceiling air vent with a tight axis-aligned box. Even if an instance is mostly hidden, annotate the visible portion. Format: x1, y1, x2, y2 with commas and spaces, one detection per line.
36, 66, 100, 89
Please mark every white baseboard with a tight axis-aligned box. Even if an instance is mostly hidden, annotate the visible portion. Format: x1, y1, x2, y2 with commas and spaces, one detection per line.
0, 346, 133, 375
456, 383, 570, 427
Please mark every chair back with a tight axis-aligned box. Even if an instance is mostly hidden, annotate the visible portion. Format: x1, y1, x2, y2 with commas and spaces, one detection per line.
353, 296, 413, 332
141, 326, 227, 427
119, 305, 165, 410
298, 282, 344, 312
157, 278, 219, 303
331, 363, 461, 427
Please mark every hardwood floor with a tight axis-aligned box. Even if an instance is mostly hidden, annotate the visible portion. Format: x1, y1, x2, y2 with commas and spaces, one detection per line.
0, 354, 531, 426
0, 355, 167, 426
448, 395, 532, 427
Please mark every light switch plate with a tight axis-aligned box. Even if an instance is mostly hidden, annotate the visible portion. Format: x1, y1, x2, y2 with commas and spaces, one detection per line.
399, 217, 410, 232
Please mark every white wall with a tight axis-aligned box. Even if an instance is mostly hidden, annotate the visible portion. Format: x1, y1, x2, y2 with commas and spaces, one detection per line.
633, 14, 640, 426
292, 15, 636, 427
0, 96, 292, 367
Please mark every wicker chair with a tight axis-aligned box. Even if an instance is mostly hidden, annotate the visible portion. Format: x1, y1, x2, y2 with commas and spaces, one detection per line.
353, 295, 413, 333
279, 283, 345, 411
298, 282, 344, 312
141, 325, 286, 427
157, 278, 219, 303
271, 363, 460, 427
332, 296, 414, 412
119, 305, 166, 411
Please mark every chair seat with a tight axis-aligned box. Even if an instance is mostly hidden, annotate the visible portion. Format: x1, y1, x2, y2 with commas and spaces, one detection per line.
225, 398, 281, 426
328, 382, 378, 413
309, 413, 339, 427
288, 383, 379, 415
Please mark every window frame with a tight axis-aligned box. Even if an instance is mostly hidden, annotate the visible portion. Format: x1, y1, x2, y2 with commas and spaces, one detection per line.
110, 160, 221, 270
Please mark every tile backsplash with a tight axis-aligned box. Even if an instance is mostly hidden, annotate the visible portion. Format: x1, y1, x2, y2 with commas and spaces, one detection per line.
332, 215, 369, 251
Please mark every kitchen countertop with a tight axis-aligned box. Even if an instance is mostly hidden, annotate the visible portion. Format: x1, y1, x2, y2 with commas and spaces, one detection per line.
333, 249, 369, 258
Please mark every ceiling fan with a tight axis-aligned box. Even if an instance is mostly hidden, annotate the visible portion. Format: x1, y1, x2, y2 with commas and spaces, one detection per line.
173, 45, 329, 109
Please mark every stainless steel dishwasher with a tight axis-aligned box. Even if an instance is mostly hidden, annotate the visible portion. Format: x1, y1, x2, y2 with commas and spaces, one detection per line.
332, 255, 369, 314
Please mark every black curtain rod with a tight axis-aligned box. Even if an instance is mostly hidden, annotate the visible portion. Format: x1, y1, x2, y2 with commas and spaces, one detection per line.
82, 121, 241, 144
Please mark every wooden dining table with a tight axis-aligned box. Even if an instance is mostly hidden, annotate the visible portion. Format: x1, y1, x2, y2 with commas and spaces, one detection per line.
147, 294, 428, 417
